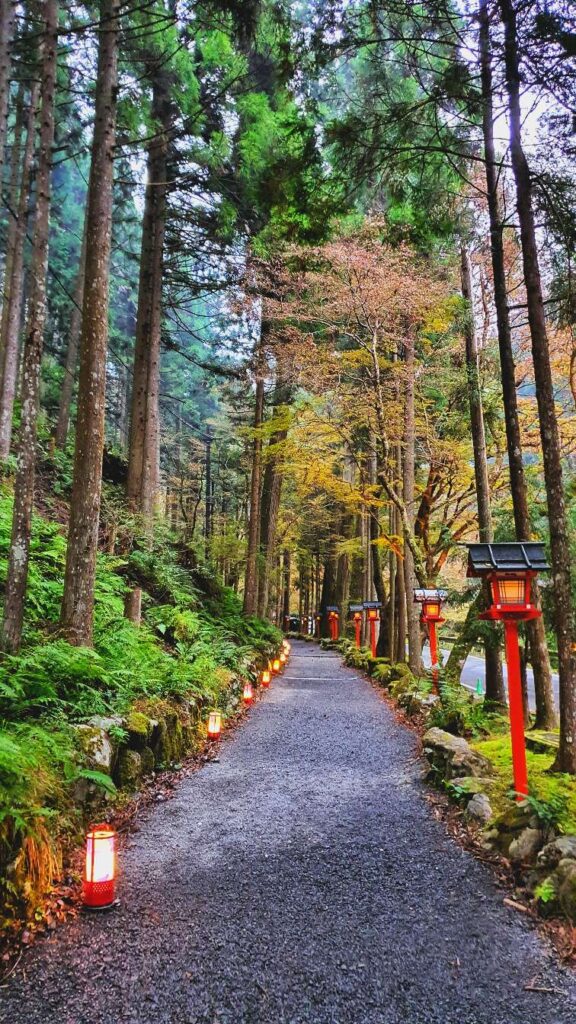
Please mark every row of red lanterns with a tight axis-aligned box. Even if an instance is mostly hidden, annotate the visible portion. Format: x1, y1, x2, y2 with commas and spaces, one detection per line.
83, 640, 291, 910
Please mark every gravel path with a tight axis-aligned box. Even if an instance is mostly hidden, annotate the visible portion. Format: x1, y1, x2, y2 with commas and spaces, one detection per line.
2, 641, 576, 1024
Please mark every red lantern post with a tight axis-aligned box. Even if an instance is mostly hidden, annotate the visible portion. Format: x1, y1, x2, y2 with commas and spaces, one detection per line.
349, 605, 363, 648
416, 591, 446, 694
327, 608, 340, 641
364, 604, 381, 658
467, 542, 549, 801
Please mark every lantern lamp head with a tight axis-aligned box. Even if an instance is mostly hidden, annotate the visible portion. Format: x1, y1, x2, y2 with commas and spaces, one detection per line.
243, 681, 254, 703
272, 658, 281, 673
413, 588, 447, 622
466, 542, 549, 621
207, 710, 222, 740
83, 824, 116, 910
261, 669, 271, 687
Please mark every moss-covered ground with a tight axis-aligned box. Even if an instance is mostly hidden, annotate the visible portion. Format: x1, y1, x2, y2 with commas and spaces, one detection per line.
472, 734, 576, 833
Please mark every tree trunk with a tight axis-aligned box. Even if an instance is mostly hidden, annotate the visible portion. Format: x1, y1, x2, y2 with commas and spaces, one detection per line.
60, 0, 119, 645
257, 382, 290, 618
461, 244, 505, 705
204, 432, 212, 553
402, 337, 422, 673
499, 0, 574, 769
126, 68, 170, 519
0, 83, 25, 377
479, 0, 556, 729
0, 0, 16, 187
0, 82, 39, 459
55, 221, 88, 447
282, 548, 290, 626
1, 2, 58, 653
243, 371, 265, 615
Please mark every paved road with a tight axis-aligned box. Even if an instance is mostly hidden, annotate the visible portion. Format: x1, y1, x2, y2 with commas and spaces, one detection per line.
422, 644, 560, 712
2, 642, 575, 1024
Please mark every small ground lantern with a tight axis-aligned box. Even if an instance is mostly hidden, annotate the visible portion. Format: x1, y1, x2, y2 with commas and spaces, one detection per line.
414, 588, 447, 693
282, 640, 290, 656
207, 710, 222, 741
363, 602, 382, 659
327, 606, 340, 641
349, 604, 364, 648
243, 681, 254, 704
261, 668, 271, 688
467, 542, 549, 799
279, 650, 287, 667
83, 824, 116, 910
272, 656, 282, 673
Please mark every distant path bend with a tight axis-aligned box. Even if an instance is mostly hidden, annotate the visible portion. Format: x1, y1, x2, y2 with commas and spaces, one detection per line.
2, 641, 575, 1024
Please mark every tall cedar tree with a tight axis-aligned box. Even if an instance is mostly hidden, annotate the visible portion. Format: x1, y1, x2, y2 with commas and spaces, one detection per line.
478, 0, 556, 727
60, 0, 120, 644
1, 0, 58, 653
499, 0, 575, 768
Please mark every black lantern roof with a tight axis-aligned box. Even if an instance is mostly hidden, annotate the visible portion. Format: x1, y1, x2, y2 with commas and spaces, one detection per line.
466, 542, 549, 577
349, 603, 364, 613
363, 601, 382, 609
326, 605, 339, 612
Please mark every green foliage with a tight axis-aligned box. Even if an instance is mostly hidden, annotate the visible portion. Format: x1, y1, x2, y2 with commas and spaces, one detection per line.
511, 792, 569, 834
534, 876, 557, 905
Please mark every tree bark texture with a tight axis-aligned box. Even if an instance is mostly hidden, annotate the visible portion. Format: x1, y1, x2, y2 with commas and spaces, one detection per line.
500, 0, 574, 766
60, 0, 119, 644
0, 82, 39, 459
402, 338, 422, 673
461, 245, 505, 705
1, 2, 58, 653
0, 0, 16, 187
126, 68, 170, 518
479, 0, 556, 729
243, 372, 265, 615
0, 83, 25, 378
55, 220, 88, 448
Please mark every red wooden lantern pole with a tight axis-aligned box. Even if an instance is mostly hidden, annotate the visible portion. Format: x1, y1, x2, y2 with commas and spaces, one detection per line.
503, 620, 529, 798
354, 613, 362, 649
428, 620, 439, 693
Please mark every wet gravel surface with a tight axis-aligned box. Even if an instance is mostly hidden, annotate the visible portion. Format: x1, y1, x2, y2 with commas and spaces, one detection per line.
2, 642, 576, 1024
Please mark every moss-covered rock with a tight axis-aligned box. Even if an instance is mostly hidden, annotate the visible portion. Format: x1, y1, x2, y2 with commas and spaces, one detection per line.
126, 711, 152, 751
116, 749, 142, 791
423, 727, 495, 781
140, 746, 155, 775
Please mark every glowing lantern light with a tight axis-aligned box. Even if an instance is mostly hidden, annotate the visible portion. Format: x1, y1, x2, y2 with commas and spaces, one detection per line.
272, 657, 282, 673
467, 542, 549, 800
261, 669, 271, 688
83, 824, 116, 910
279, 651, 287, 666
243, 681, 254, 704
207, 710, 222, 741
282, 640, 290, 655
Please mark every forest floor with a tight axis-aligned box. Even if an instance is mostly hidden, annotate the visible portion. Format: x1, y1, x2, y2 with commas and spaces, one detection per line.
1, 642, 576, 1024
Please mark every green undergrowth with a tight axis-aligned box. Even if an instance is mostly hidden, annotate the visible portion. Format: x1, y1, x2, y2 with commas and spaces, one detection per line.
0, 488, 280, 921
472, 735, 576, 833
